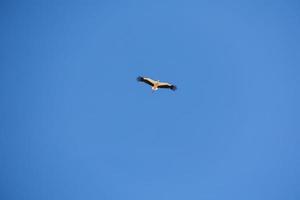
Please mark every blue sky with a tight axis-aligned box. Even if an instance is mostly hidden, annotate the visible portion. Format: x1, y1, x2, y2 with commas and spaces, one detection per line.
1, 0, 299, 199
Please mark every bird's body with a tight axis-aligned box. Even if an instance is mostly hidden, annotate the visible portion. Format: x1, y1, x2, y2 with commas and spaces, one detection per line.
152, 82, 159, 91
137, 76, 177, 91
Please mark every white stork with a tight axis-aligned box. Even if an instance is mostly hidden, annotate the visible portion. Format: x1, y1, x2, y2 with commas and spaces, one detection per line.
137, 76, 177, 91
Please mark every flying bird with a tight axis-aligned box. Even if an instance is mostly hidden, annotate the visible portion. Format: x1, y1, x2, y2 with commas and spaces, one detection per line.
137, 76, 177, 91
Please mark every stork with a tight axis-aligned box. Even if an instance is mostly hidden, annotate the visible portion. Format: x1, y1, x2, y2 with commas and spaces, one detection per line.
137, 76, 177, 91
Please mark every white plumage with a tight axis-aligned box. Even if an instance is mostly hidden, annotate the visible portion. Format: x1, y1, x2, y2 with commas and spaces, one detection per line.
137, 76, 177, 91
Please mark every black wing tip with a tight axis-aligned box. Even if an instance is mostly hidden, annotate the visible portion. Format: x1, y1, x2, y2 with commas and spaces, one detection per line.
171, 85, 177, 91
137, 76, 143, 82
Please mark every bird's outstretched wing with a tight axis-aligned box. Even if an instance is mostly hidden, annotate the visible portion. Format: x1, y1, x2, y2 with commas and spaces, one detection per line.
137, 76, 155, 86
158, 82, 177, 91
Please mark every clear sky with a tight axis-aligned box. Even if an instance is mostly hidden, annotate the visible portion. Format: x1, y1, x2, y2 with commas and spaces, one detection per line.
1, 0, 299, 199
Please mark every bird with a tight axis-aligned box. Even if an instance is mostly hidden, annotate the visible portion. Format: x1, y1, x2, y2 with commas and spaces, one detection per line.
137, 76, 177, 91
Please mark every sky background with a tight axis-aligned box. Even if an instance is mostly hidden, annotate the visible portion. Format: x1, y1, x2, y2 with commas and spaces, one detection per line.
1, 0, 300, 199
